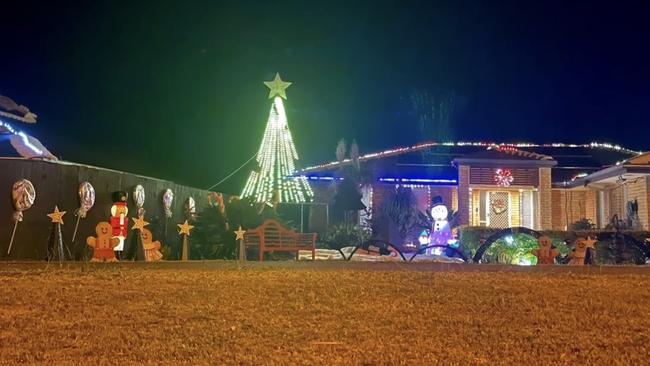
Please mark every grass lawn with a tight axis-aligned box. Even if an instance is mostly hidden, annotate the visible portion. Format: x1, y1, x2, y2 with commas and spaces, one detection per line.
0, 262, 649, 365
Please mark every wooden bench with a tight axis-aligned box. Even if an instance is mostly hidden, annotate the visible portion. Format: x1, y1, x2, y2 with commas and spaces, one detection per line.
243, 219, 316, 261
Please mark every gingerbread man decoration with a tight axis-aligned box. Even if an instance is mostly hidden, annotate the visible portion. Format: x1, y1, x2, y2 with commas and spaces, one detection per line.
141, 228, 163, 262
86, 222, 120, 262
568, 237, 597, 266
532, 235, 558, 265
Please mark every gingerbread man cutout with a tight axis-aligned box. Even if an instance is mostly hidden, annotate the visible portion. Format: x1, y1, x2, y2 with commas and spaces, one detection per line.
141, 228, 163, 262
87, 222, 120, 262
532, 235, 558, 265
568, 238, 588, 266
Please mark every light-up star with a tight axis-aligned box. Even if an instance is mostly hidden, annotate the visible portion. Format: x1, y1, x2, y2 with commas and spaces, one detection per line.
177, 220, 194, 236
47, 206, 66, 224
263, 73, 292, 99
234, 226, 246, 241
584, 236, 597, 250
131, 216, 150, 231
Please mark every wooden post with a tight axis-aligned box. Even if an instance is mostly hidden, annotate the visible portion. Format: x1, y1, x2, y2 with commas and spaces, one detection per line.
234, 226, 246, 262
239, 238, 246, 261
181, 234, 189, 261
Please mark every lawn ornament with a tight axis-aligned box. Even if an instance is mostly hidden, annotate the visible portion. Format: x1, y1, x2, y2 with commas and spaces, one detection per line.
110, 191, 129, 252
428, 196, 453, 255
141, 228, 163, 262
87, 222, 119, 262
532, 236, 558, 264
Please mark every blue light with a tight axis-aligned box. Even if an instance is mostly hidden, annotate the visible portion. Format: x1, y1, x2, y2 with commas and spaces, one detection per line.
0, 119, 44, 155
303, 175, 341, 181
378, 177, 457, 184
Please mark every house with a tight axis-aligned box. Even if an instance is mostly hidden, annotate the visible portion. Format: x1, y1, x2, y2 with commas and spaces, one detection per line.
302, 141, 649, 234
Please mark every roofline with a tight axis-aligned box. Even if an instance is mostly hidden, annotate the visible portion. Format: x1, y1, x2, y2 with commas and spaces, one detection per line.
555, 164, 650, 188
453, 158, 557, 168
301, 141, 641, 173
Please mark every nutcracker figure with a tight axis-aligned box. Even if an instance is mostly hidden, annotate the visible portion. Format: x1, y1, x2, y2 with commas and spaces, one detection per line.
110, 191, 129, 254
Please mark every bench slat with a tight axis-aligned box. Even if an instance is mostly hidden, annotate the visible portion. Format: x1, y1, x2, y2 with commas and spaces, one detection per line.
242, 219, 317, 261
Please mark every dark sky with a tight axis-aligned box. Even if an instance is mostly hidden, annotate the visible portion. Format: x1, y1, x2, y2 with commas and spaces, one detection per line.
2, 0, 649, 193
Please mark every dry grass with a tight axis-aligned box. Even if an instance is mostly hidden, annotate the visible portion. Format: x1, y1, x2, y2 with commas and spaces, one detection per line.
0, 263, 649, 365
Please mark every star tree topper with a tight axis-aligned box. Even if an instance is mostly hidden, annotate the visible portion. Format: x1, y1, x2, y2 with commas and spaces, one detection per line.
131, 216, 150, 231
47, 206, 66, 224
177, 220, 194, 236
263, 73, 291, 99
234, 226, 246, 241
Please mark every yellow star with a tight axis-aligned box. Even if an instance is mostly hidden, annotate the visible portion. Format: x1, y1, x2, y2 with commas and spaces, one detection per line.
47, 206, 66, 224
131, 216, 149, 231
584, 236, 597, 250
234, 226, 246, 241
263, 73, 292, 99
177, 220, 194, 236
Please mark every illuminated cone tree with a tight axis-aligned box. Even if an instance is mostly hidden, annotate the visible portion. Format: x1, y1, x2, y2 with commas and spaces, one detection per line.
241, 73, 313, 204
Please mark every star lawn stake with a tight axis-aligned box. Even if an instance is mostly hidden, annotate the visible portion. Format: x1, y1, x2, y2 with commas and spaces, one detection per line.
177, 220, 194, 261
47, 205, 66, 224
46, 206, 67, 263
124, 216, 148, 261
583, 236, 597, 250
234, 226, 246, 261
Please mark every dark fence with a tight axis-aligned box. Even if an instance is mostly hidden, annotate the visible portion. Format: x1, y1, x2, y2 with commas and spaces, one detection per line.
0, 158, 213, 260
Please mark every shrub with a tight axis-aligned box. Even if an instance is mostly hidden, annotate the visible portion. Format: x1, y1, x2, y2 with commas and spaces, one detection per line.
570, 218, 596, 231
321, 224, 371, 250
191, 197, 286, 260
460, 226, 650, 264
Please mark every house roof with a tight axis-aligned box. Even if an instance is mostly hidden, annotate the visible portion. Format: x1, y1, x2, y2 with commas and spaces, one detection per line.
558, 151, 650, 188
301, 141, 641, 185
452, 146, 557, 168
0, 119, 57, 160
469, 146, 554, 161
0, 95, 37, 123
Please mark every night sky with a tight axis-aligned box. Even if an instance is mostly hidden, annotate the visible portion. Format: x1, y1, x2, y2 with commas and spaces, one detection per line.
2, 0, 649, 193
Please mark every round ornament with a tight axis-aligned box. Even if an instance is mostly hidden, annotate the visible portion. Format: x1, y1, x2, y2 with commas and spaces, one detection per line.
133, 185, 146, 217
77, 182, 95, 218
12, 179, 36, 221
163, 189, 174, 218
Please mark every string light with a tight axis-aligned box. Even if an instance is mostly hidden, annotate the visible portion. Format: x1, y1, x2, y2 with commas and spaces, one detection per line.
302, 141, 641, 172
378, 177, 457, 184
0, 119, 44, 155
241, 96, 313, 204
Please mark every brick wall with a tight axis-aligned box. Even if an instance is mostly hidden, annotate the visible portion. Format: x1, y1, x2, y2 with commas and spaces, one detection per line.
458, 165, 470, 225
551, 189, 598, 230
607, 185, 624, 221
539, 167, 553, 229
551, 190, 566, 230
451, 187, 458, 212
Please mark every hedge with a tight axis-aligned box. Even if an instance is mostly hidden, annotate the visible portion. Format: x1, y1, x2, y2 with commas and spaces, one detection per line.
458, 226, 650, 261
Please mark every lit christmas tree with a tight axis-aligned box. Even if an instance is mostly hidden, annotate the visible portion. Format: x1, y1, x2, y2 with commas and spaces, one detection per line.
241, 73, 313, 204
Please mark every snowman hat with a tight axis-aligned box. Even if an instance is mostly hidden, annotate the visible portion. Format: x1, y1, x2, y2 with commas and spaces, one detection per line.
431, 196, 444, 207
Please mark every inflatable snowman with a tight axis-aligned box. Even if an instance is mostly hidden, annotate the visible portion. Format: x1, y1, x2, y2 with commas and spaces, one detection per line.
428, 196, 454, 255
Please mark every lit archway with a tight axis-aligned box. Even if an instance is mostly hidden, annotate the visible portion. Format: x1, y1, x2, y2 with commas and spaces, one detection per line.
472, 227, 543, 263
